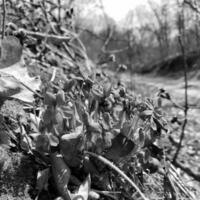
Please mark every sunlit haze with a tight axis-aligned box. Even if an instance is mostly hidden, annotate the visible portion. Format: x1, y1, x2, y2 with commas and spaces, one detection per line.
103, 0, 162, 21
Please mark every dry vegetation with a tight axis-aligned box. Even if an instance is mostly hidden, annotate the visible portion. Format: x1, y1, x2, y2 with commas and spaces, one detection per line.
0, 0, 199, 200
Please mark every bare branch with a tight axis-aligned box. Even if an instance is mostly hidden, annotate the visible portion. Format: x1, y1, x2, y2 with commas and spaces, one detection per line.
173, 1, 189, 162
184, 0, 200, 14
1, 0, 6, 39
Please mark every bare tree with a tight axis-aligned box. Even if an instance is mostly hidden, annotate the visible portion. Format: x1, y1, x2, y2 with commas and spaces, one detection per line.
148, 0, 171, 59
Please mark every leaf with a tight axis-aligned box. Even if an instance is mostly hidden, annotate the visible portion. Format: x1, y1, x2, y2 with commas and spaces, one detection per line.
44, 92, 56, 106
60, 125, 83, 167
140, 110, 153, 117
91, 83, 104, 99
71, 175, 91, 200
138, 128, 145, 146
0, 36, 41, 102
52, 107, 64, 125
36, 168, 49, 191
50, 152, 71, 200
83, 155, 99, 175
103, 131, 114, 148
121, 121, 132, 137
88, 191, 100, 199
101, 113, 113, 131
112, 104, 123, 122
20, 134, 32, 152
0, 131, 11, 146
20, 125, 33, 153
48, 132, 59, 147
64, 78, 76, 92
83, 112, 102, 134
105, 133, 135, 161
76, 175, 91, 199
42, 106, 54, 125
0, 36, 22, 68
56, 90, 66, 106
103, 81, 112, 97
35, 134, 50, 153
143, 156, 163, 174
150, 117, 157, 131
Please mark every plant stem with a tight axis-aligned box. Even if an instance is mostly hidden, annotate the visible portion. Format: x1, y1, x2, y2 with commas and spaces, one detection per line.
58, 0, 61, 23
85, 151, 149, 200
173, 2, 188, 162
2, 0, 6, 39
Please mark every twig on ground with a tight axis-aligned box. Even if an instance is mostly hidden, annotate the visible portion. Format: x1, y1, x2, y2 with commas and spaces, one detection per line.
85, 151, 149, 200
169, 163, 198, 200
45, 43, 74, 67
172, 160, 200, 182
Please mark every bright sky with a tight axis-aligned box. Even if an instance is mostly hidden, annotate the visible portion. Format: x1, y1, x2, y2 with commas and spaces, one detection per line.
103, 0, 161, 21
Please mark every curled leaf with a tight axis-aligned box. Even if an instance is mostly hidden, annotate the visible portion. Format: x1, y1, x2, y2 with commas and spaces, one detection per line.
56, 90, 66, 106
36, 168, 49, 191
51, 152, 71, 200
60, 126, 83, 167
52, 107, 64, 125
44, 91, 56, 106
105, 133, 135, 161
48, 132, 59, 147
91, 83, 104, 99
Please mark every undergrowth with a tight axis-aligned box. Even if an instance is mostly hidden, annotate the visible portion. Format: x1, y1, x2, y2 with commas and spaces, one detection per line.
0, 0, 197, 200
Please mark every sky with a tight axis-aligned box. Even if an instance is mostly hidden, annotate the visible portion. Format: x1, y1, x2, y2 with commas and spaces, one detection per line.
102, 0, 162, 21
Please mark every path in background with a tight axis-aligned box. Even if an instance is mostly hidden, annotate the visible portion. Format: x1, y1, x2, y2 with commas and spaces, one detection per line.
121, 72, 200, 194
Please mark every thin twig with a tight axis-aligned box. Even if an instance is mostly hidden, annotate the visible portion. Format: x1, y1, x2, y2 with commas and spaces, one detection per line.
173, 2, 188, 162
58, 0, 61, 23
92, 189, 120, 200
169, 163, 197, 200
101, 27, 113, 53
85, 151, 149, 200
62, 42, 76, 61
1, 0, 6, 39
172, 160, 200, 182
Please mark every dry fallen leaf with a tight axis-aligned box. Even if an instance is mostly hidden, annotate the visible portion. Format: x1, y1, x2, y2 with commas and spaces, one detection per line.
0, 36, 41, 102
